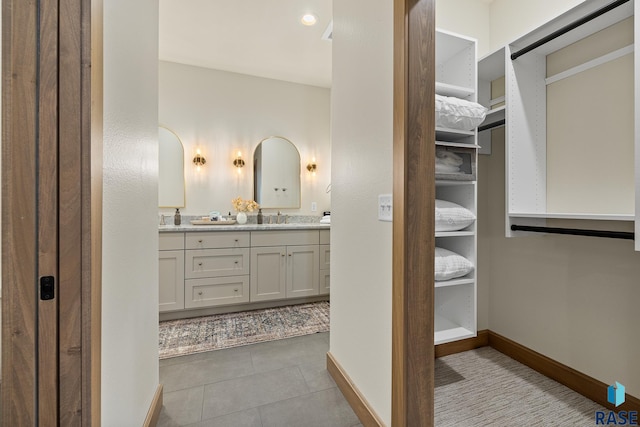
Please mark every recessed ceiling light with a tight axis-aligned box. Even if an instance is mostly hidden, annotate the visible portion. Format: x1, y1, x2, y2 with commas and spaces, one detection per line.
301, 13, 317, 26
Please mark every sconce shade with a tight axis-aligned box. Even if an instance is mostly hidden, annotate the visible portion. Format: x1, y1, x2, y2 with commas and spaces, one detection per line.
233, 158, 245, 168
306, 162, 317, 173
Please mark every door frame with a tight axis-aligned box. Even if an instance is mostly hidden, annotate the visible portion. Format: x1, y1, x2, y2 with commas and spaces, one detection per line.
392, 0, 436, 425
1, 0, 103, 423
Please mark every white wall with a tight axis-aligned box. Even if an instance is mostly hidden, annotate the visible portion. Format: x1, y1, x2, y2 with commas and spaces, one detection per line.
329, 0, 393, 424
158, 61, 331, 217
489, 0, 585, 51
102, 0, 160, 425
481, 0, 640, 397
436, 0, 491, 57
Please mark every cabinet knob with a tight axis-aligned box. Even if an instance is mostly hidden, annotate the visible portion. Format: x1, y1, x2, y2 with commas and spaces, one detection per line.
234, 239, 238, 242
288, 254, 292, 257
234, 289, 238, 293
198, 262, 203, 266
198, 239, 203, 243
198, 291, 203, 296
281, 253, 285, 257
234, 261, 239, 265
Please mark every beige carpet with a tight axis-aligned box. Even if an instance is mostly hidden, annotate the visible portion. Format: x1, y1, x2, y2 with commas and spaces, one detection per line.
435, 347, 606, 426
158, 301, 330, 359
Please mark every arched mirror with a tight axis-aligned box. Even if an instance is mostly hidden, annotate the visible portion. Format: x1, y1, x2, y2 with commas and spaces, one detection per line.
253, 136, 301, 209
158, 127, 186, 207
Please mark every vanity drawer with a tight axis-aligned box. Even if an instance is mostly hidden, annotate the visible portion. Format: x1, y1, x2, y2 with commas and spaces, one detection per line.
186, 231, 250, 249
320, 245, 330, 270
184, 276, 250, 308
320, 229, 330, 245
185, 248, 250, 279
251, 230, 319, 247
159, 232, 185, 250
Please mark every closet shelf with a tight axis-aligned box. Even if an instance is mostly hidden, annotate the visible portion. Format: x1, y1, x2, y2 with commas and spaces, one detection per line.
435, 179, 476, 187
436, 81, 475, 98
435, 230, 475, 238
435, 277, 475, 288
435, 314, 475, 345
509, 212, 634, 221
481, 106, 506, 127
436, 127, 475, 141
436, 141, 480, 149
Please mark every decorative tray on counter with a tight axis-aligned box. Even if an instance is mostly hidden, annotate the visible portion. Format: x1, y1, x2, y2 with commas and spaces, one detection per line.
189, 219, 237, 225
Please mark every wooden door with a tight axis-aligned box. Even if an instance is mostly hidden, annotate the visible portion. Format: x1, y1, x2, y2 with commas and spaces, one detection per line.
2, 0, 103, 424
250, 246, 286, 301
286, 245, 319, 298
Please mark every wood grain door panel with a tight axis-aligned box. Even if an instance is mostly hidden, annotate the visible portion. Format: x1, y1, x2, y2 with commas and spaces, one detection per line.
2, 0, 102, 423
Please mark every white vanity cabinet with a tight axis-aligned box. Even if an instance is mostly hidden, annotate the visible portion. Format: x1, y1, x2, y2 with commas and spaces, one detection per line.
159, 233, 185, 312
250, 230, 320, 302
158, 226, 329, 317
184, 232, 251, 309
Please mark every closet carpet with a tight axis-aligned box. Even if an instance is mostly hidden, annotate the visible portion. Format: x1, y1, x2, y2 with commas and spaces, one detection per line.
435, 346, 606, 426
159, 301, 330, 359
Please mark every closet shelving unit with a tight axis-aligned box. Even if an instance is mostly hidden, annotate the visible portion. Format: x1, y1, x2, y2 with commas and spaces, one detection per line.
434, 29, 478, 345
503, 0, 636, 240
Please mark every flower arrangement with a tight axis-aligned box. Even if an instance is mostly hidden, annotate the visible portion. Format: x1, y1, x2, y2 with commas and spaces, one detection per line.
232, 196, 259, 213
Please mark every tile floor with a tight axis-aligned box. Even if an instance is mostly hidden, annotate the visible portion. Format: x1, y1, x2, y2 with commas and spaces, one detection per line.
158, 332, 362, 427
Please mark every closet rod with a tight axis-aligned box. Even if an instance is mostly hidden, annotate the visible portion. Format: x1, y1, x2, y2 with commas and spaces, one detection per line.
510, 0, 630, 60
510, 224, 634, 240
478, 119, 505, 133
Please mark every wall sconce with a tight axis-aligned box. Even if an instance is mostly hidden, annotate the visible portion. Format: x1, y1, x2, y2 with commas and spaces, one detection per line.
306, 157, 317, 175
233, 151, 245, 174
193, 149, 206, 171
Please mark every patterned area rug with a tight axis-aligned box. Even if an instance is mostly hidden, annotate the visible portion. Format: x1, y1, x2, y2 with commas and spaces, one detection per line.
159, 301, 330, 359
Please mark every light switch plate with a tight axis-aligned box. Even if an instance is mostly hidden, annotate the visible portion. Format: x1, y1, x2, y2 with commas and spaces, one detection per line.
378, 194, 392, 222
311, 202, 317, 212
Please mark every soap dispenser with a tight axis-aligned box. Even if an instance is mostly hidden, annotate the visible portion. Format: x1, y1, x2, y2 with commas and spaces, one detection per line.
257, 208, 263, 224
174, 208, 181, 226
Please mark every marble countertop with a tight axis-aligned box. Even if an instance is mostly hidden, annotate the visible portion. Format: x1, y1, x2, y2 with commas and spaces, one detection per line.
159, 222, 330, 232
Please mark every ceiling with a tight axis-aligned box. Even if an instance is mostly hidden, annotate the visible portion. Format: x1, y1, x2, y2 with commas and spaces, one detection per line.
159, 0, 333, 88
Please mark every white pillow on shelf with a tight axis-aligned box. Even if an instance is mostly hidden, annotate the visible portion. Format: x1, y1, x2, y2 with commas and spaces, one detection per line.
435, 94, 488, 131
435, 247, 474, 281
435, 199, 476, 232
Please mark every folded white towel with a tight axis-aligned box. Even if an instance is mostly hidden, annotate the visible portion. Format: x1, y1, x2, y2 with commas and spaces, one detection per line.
320, 215, 331, 224
435, 163, 461, 173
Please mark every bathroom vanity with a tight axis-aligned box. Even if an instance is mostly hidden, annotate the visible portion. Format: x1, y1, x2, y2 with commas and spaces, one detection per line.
158, 223, 330, 320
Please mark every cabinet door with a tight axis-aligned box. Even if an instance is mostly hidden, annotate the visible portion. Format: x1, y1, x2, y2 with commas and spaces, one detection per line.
250, 246, 286, 301
319, 244, 330, 270
159, 250, 185, 312
286, 245, 319, 298
319, 269, 330, 295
